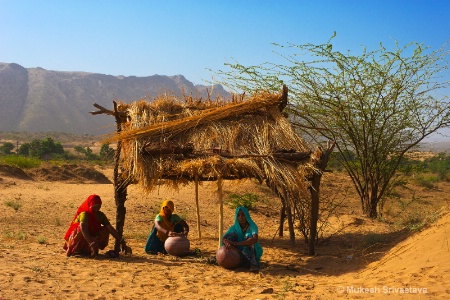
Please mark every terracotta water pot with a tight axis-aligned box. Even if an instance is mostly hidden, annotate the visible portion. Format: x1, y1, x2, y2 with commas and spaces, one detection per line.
216, 245, 241, 269
164, 235, 190, 257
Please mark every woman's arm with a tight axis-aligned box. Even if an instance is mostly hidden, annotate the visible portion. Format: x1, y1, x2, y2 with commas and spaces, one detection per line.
231, 234, 258, 246
80, 222, 95, 244
106, 224, 122, 241
154, 220, 170, 236
179, 220, 189, 236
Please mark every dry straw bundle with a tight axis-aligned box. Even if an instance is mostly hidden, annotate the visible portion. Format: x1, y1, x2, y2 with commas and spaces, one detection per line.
109, 90, 315, 195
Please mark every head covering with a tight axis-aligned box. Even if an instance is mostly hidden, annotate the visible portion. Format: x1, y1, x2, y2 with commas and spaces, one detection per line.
64, 194, 102, 240
159, 199, 174, 217
232, 206, 258, 241
156, 200, 176, 241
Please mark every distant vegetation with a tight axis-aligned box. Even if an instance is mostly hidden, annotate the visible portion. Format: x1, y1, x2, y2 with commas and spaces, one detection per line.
328, 150, 450, 184
0, 135, 114, 167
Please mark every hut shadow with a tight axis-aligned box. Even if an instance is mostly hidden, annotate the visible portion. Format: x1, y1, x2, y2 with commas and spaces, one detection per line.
258, 228, 412, 276
93, 252, 210, 268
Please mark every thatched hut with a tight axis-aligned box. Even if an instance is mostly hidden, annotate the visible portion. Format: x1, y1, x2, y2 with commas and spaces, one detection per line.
93, 86, 321, 249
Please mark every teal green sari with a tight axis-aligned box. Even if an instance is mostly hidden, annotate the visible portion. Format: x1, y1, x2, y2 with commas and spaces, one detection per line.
222, 206, 263, 263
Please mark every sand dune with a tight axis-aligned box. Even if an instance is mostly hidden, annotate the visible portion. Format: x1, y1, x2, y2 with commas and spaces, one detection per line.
0, 166, 449, 299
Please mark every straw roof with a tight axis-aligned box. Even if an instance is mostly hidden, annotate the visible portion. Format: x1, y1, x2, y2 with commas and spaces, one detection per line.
105, 88, 316, 196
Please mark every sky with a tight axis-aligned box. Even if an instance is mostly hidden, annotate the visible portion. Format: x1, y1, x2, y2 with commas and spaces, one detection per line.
1, 0, 449, 86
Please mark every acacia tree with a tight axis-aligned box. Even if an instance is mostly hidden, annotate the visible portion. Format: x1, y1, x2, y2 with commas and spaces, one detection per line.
215, 35, 450, 218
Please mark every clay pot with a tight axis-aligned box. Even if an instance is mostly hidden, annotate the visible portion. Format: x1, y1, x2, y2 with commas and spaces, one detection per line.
164, 235, 190, 257
216, 245, 241, 269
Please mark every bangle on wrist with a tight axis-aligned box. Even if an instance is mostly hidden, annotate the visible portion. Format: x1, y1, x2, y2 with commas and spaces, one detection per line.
90, 241, 96, 246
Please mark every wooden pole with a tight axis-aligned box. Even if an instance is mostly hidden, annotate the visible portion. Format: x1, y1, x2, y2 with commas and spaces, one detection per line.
112, 101, 129, 253
195, 174, 201, 239
218, 176, 223, 248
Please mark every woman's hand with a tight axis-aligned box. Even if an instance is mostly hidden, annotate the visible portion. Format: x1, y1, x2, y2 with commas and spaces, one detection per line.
167, 231, 184, 237
89, 241, 99, 257
223, 238, 234, 250
120, 238, 127, 249
120, 238, 132, 254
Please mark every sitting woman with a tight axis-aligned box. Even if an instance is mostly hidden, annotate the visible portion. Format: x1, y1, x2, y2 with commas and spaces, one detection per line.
63, 194, 128, 257
144, 199, 189, 254
222, 206, 263, 271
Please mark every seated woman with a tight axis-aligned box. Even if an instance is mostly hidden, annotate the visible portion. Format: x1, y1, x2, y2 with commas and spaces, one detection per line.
144, 199, 189, 254
63, 194, 128, 257
222, 206, 263, 271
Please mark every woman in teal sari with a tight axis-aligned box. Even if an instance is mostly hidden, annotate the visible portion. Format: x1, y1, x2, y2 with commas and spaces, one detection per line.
222, 206, 263, 271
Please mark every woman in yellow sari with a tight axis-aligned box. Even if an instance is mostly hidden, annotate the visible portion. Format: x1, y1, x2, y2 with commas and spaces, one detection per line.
144, 200, 189, 254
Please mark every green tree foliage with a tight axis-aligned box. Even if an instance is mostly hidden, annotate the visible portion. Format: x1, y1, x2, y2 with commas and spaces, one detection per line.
215, 35, 450, 218
21, 138, 64, 158
74, 146, 99, 160
0, 142, 15, 154
399, 152, 450, 180
18, 143, 30, 156
99, 143, 115, 161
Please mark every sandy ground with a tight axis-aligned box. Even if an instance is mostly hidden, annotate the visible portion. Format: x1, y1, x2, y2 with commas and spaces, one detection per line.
1, 165, 449, 299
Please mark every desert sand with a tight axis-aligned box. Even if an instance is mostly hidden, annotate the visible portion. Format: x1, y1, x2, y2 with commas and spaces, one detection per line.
1, 165, 449, 299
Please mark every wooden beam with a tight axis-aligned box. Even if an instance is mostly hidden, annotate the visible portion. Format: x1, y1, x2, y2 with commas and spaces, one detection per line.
140, 148, 311, 163
90, 103, 127, 118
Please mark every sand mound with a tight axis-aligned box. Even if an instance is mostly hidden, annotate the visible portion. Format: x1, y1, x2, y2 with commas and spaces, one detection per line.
342, 209, 450, 297
26, 164, 112, 183
0, 164, 32, 180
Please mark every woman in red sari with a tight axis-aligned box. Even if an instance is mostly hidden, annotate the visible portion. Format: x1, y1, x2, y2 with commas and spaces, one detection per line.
63, 194, 128, 257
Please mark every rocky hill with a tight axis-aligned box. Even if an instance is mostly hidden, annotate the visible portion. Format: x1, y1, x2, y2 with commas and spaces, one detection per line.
0, 63, 230, 135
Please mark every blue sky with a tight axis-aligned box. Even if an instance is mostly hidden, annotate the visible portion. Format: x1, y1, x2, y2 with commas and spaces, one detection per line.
1, 0, 449, 86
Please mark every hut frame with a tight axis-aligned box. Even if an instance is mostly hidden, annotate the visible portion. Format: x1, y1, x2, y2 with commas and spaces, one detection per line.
91, 86, 331, 253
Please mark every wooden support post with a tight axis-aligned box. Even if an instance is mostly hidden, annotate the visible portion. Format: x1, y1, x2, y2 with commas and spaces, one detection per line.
218, 176, 223, 248
195, 175, 201, 239
112, 101, 130, 253
308, 141, 336, 255
279, 196, 286, 237
285, 192, 295, 245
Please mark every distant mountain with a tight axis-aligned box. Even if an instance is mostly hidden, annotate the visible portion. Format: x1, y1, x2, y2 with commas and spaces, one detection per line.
0, 63, 230, 135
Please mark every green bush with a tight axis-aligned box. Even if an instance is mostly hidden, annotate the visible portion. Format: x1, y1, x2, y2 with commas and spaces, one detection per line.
415, 174, 438, 189
0, 155, 41, 169
5, 200, 21, 211
37, 236, 47, 244
226, 193, 260, 210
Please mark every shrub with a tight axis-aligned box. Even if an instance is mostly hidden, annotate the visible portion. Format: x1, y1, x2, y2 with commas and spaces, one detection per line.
37, 236, 47, 244
5, 200, 21, 211
0, 155, 41, 169
226, 193, 260, 210
415, 174, 438, 189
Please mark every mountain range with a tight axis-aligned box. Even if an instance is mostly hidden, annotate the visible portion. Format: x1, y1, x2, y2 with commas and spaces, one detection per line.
0, 62, 230, 135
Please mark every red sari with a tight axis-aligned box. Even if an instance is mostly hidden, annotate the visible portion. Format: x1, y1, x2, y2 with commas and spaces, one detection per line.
63, 195, 109, 256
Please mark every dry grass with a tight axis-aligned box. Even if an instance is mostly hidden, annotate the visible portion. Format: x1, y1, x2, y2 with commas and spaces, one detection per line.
102, 90, 316, 199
